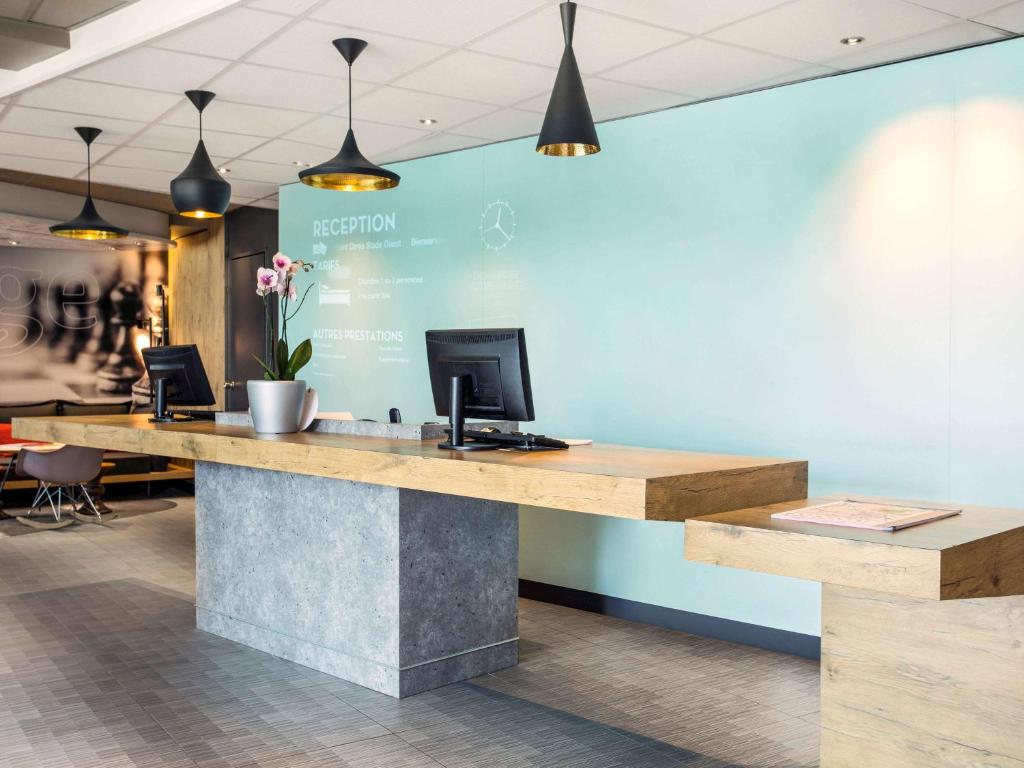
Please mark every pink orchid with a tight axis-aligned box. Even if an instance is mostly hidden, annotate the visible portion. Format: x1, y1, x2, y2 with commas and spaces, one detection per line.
256, 267, 278, 296
272, 252, 292, 272
274, 278, 298, 300
252, 254, 313, 381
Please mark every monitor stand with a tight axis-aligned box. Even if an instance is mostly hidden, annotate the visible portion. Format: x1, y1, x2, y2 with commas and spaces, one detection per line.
438, 374, 499, 451
149, 378, 196, 424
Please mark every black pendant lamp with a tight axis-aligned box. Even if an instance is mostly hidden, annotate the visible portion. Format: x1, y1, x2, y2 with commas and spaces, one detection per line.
171, 90, 231, 218
537, 1, 600, 156
299, 38, 399, 191
49, 127, 128, 240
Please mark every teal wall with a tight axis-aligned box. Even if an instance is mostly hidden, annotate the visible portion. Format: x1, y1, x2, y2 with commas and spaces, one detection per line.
280, 39, 1024, 637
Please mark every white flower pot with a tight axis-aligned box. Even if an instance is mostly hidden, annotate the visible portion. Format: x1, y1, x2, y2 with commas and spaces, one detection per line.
247, 379, 307, 434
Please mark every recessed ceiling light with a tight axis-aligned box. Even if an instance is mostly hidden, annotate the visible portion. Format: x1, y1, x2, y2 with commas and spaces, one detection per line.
419, 118, 438, 126
841, 36, 865, 45
293, 160, 311, 167
218, 167, 231, 173
135, 241, 143, 246
8, 240, 19, 245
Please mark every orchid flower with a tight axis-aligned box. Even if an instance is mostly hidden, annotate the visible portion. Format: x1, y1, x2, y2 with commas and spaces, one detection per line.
272, 252, 292, 273
253, 253, 315, 382
256, 267, 278, 296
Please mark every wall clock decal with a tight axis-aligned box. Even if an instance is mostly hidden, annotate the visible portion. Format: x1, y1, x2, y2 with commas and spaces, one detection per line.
479, 201, 516, 251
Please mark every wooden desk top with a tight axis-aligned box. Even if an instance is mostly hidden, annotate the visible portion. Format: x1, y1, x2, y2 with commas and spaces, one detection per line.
685, 496, 1024, 600
13, 414, 807, 522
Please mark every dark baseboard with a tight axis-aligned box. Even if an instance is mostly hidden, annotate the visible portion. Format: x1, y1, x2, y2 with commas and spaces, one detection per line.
519, 579, 820, 661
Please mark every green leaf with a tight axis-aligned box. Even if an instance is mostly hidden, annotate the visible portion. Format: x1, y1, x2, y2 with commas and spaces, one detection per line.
252, 354, 278, 381
286, 339, 313, 378
275, 339, 291, 381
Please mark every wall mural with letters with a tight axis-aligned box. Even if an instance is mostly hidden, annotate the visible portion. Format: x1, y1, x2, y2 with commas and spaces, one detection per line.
281, 38, 1024, 637
0, 248, 166, 405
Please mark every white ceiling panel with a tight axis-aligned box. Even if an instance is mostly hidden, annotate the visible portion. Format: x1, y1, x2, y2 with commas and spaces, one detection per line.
204, 63, 371, 114
604, 38, 814, 98
129, 123, 267, 158
581, 0, 792, 35
283, 115, 428, 153
469, 5, 687, 74
349, 86, 499, 130
910, 0, 1011, 17
451, 108, 540, 141
238, 137, 339, 166
89, 164, 176, 190
246, 20, 450, 83
0, 152, 83, 178
0, 131, 89, 162
16, 78, 180, 121
224, 178, 280, 198
974, 1, 1024, 33
152, 6, 291, 60
710, 0, 954, 64
246, 0, 318, 15
311, 0, 548, 47
394, 50, 555, 105
98, 145, 210, 173
0, 105, 146, 144
72, 46, 231, 93
586, 77, 694, 121
743, 63, 840, 92
381, 131, 489, 164
824, 20, 1007, 68
218, 159, 297, 184
523, 76, 694, 122
163, 99, 312, 138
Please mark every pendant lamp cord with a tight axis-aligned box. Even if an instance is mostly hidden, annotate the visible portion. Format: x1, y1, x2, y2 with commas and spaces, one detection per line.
348, 62, 353, 131
86, 141, 91, 196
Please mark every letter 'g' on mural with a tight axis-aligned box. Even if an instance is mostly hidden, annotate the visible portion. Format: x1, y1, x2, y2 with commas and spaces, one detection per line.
0, 266, 45, 357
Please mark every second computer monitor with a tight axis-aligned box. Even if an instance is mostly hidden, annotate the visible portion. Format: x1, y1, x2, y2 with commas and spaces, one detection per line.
425, 329, 534, 449
142, 344, 216, 422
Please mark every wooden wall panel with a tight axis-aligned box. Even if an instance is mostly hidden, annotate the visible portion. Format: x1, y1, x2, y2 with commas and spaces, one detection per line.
167, 221, 225, 409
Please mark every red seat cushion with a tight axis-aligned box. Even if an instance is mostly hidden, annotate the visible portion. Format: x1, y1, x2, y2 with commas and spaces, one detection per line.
0, 423, 45, 450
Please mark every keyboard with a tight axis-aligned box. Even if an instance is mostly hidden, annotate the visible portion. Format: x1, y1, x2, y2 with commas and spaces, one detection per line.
460, 429, 569, 451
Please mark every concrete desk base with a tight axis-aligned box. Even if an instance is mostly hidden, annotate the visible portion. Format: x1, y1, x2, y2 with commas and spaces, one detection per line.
13, 415, 807, 699
686, 496, 1024, 767
196, 461, 518, 698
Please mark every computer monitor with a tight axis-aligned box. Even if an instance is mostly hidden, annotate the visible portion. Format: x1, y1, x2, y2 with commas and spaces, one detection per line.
425, 328, 534, 451
141, 344, 216, 423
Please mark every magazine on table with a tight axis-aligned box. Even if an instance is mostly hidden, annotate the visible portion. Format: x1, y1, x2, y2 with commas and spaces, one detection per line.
771, 499, 961, 531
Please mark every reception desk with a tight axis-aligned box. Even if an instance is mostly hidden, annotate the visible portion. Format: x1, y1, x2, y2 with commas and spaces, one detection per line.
13, 414, 806, 697
686, 497, 1024, 767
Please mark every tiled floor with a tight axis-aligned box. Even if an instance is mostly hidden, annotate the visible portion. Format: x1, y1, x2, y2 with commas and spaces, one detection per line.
0, 495, 820, 768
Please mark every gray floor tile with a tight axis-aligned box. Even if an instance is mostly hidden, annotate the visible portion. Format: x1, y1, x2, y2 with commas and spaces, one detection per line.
0, 497, 820, 768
